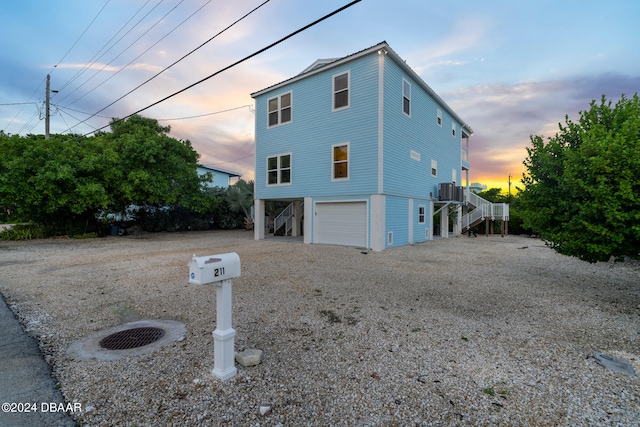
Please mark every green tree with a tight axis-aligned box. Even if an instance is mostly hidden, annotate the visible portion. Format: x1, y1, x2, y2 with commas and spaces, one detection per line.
226, 179, 254, 229
103, 115, 209, 215
0, 133, 113, 234
0, 115, 213, 236
520, 94, 640, 262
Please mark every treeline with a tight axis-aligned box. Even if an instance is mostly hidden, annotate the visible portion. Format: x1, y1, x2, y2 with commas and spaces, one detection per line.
0, 115, 249, 238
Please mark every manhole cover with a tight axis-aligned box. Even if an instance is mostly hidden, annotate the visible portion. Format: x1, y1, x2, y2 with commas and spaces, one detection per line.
67, 320, 185, 361
99, 326, 166, 350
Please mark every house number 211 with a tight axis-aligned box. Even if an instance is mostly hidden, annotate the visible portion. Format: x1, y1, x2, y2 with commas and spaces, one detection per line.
214, 267, 225, 277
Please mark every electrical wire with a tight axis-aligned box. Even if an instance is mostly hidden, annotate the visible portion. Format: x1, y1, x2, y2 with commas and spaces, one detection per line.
79, 0, 362, 136
2, 1, 108, 134
64, 0, 267, 123
156, 105, 253, 121
55, 0, 155, 94
60, 0, 185, 106
55, 103, 251, 123
206, 152, 255, 166
0, 102, 40, 106
1, 77, 47, 133
51, 0, 111, 74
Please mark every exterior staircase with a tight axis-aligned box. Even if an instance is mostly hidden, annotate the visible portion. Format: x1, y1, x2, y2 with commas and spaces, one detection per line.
461, 189, 509, 233
274, 202, 303, 236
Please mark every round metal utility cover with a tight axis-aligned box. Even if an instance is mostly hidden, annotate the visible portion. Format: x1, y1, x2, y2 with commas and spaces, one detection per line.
67, 320, 185, 361
99, 326, 166, 350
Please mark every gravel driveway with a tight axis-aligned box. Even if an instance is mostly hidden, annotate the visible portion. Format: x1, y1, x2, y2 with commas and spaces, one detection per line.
0, 230, 638, 426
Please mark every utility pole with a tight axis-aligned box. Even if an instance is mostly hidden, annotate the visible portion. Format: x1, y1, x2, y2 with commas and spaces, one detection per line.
45, 74, 58, 140
508, 174, 512, 199
45, 74, 50, 139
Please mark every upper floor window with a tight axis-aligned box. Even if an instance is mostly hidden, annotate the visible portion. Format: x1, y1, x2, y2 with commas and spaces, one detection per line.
437, 109, 442, 127
333, 71, 350, 110
431, 159, 437, 177
452, 122, 457, 137
267, 153, 291, 185
418, 205, 426, 224
402, 79, 411, 116
332, 143, 349, 180
268, 92, 292, 127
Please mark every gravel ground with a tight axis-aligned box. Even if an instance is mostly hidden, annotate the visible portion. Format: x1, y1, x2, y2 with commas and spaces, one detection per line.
0, 230, 639, 426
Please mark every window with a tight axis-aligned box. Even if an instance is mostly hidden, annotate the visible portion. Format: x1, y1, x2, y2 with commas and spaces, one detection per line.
267, 92, 292, 127
388, 231, 393, 246
333, 71, 349, 110
332, 143, 349, 180
267, 154, 291, 185
402, 79, 411, 116
452, 122, 457, 137
418, 205, 426, 224
431, 159, 437, 177
437, 109, 442, 127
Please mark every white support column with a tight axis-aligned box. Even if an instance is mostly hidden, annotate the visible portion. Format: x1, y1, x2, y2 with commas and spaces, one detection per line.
212, 279, 237, 381
429, 200, 434, 240
254, 199, 264, 241
304, 197, 312, 244
371, 194, 386, 251
292, 200, 301, 237
441, 206, 449, 238
408, 199, 414, 244
454, 205, 462, 235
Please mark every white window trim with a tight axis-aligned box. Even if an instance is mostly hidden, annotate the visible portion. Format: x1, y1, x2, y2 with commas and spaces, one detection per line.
402, 78, 411, 117
410, 150, 420, 161
418, 205, 426, 224
437, 109, 442, 127
387, 231, 393, 246
452, 121, 457, 137
431, 159, 437, 177
266, 152, 292, 186
332, 70, 350, 112
267, 91, 292, 128
331, 142, 350, 181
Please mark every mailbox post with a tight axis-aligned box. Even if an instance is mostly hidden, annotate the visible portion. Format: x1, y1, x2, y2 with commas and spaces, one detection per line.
189, 252, 241, 381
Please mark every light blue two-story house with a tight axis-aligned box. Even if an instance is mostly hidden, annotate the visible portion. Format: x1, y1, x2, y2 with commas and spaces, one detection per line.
251, 41, 480, 251
197, 164, 242, 188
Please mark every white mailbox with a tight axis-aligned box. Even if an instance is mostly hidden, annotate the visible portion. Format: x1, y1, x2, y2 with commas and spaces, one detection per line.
188, 252, 241, 381
189, 252, 241, 285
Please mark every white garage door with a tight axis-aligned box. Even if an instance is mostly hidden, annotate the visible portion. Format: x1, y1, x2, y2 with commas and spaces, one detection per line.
315, 201, 367, 247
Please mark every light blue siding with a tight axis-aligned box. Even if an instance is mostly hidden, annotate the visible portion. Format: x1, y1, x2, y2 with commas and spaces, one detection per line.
253, 42, 471, 250
412, 199, 431, 243
385, 196, 408, 248
197, 166, 240, 188
381, 58, 463, 199
255, 55, 380, 200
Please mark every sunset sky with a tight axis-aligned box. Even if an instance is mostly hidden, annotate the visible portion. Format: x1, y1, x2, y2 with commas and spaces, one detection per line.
1, 0, 639, 192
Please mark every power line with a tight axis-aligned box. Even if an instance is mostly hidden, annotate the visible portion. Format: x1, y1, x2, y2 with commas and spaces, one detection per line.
56, 0, 155, 94
52, 0, 111, 74
62, 0, 263, 130
56, 103, 251, 123
157, 105, 253, 121
81, 0, 362, 136
2, 1, 109, 134
207, 152, 255, 166
60, 0, 186, 107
